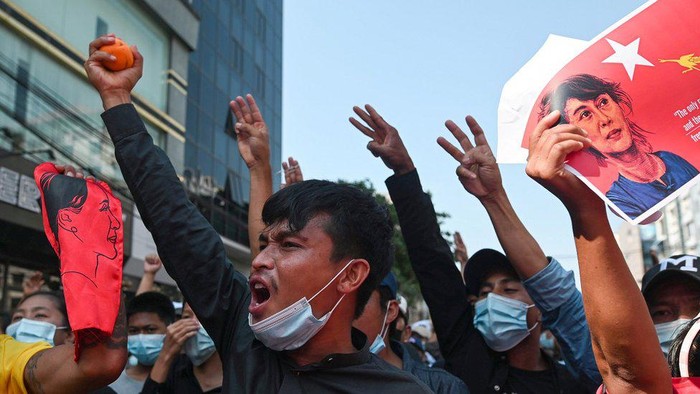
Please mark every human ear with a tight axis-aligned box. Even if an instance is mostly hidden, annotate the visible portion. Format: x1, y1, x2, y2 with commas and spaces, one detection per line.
386, 300, 400, 324
338, 259, 370, 294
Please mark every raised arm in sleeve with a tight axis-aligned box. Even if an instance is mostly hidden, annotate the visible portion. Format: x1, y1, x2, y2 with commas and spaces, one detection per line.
101, 104, 251, 351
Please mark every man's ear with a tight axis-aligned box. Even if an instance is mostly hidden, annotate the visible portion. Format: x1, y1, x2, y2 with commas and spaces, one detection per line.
338, 259, 370, 294
386, 299, 400, 324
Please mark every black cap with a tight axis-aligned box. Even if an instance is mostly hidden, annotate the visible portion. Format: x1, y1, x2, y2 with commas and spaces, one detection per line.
464, 248, 518, 296
642, 254, 700, 296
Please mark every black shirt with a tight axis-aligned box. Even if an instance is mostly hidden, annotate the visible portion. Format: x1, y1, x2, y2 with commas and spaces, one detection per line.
140, 354, 222, 394
385, 170, 594, 394
101, 104, 432, 394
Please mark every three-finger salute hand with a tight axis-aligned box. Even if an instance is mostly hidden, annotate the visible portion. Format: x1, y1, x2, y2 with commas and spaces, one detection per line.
230, 94, 270, 170
437, 116, 503, 200
349, 105, 415, 175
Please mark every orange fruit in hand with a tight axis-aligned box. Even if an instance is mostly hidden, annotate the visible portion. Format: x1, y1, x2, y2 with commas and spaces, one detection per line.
100, 38, 134, 71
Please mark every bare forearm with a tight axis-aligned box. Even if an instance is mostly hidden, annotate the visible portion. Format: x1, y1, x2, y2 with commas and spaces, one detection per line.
570, 207, 670, 392
136, 272, 155, 295
24, 296, 127, 393
149, 353, 176, 383
480, 191, 547, 279
248, 165, 273, 258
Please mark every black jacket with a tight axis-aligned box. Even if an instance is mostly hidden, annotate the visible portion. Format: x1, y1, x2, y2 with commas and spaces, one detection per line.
102, 104, 432, 393
386, 170, 593, 394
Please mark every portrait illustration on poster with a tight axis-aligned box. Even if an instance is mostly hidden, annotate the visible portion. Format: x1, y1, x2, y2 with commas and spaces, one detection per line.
498, 0, 700, 224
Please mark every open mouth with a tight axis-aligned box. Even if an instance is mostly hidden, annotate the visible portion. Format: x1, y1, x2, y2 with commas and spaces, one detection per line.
108, 236, 117, 243
249, 277, 272, 317
606, 128, 622, 140
252, 282, 271, 304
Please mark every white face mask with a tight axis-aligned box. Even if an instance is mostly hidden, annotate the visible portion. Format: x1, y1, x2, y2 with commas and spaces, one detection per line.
370, 301, 392, 354
6, 318, 68, 346
248, 259, 354, 351
655, 318, 691, 355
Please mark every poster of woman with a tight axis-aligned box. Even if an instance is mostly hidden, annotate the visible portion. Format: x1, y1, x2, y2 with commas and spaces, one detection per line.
518, 0, 700, 223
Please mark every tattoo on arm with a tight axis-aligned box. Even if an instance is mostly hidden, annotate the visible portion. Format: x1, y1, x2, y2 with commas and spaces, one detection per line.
24, 350, 47, 394
106, 297, 127, 349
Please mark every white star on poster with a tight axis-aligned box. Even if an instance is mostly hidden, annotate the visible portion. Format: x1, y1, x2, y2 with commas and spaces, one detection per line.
602, 38, 654, 80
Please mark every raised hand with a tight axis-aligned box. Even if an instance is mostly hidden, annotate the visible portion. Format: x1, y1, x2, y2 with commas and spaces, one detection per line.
84, 34, 143, 110
230, 94, 270, 171
437, 116, 503, 200
524, 110, 597, 210
23, 271, 45, 297
144, 254, 162, 275
349, 105, 415, 175
453, 232, 468, 265
282, 156, 303, 187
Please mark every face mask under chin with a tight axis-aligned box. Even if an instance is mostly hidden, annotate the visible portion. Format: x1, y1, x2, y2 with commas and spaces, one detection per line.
248, 259, 355, 351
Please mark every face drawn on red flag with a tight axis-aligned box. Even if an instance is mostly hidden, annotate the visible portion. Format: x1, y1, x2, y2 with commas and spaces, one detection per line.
521, 0, 700, 224
34, 162, 123, 359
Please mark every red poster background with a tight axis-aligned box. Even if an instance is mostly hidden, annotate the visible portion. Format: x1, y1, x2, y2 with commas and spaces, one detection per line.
521, 0, 700, 196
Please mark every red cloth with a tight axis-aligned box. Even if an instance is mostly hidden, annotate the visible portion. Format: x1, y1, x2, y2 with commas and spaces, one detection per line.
34, 162, 123, 359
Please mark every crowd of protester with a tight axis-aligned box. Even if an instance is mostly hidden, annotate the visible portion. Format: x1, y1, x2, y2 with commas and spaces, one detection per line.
2, 33, 700, 393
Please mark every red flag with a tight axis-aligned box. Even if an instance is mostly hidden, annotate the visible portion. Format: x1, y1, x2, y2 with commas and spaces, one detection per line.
34, 162, 123, 359
522, 0, 700, 224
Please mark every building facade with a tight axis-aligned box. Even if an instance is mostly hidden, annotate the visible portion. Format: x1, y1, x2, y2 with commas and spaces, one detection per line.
0, 0, 199, 311
0, 0, 283, 316
183, 0, 283, 251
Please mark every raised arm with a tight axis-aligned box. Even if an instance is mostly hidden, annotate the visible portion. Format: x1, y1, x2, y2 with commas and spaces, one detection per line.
438, 115, 601, 386
136, 254, 162, 296
230, 95, 272, 259
349, 105, 476, 379
437, 116, 548, 279
84, 35, 248, 350
526, 111, 671, 393
23, 295, 127, 394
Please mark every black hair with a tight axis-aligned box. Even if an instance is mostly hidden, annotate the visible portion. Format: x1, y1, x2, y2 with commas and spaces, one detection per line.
127, 291, 175, 325
40, 172, 88, 247
538, 73, 653, 165
19, 291, 70, 329
262, 180, 394, 319
669, 317, 700, 377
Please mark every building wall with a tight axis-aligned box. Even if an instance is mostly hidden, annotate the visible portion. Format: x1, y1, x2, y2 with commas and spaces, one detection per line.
183, 0, 283, 251
0, 0, 199, 310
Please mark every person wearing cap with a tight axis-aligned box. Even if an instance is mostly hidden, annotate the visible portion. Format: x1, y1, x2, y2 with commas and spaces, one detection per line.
354, 273, 469, 393
641, 254, 700, 355
350, 105, 601, 393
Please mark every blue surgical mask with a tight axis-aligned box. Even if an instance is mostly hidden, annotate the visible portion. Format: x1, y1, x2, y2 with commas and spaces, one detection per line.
656, 319, 691, 355
474, 293, 538, 352
6, 318, 68, 346
127, 333, 165, 366
539, 332, 556, 351
248, 259, 354, 351
370, 301, 391, 355
185, 326, 216, 366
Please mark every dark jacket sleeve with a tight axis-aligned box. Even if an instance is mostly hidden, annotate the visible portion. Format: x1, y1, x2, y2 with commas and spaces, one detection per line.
101, 104, 252, 354
140, 376, 166, 394
386, 170, 493, 390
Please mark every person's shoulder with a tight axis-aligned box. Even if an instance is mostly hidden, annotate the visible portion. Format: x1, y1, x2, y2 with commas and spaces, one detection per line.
410, 362, 469, 393
367, 354, 434, 392
0, 334, 51, 363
